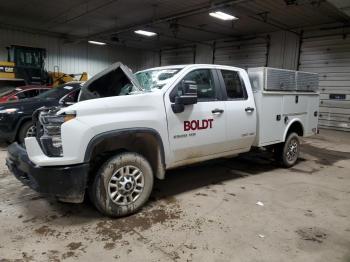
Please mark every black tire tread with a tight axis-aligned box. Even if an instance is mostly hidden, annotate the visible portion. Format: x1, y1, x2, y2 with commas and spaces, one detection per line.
89, 152, 153, 217
274, 132, 300, 168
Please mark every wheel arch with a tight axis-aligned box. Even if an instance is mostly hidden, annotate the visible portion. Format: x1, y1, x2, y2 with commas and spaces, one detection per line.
283, 119, 304, 141
84, 128, 166, 180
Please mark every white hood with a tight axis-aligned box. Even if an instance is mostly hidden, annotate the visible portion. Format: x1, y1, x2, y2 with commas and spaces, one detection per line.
79, 62, 142, 101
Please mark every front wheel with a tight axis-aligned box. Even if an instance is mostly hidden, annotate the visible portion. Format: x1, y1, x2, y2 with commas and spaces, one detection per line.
89, 152, 154, 217
274, 132, 300, 168
18, 121, 36, 144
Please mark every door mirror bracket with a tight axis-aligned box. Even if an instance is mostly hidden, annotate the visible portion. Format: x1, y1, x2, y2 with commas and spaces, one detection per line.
171, 103, 185, 113
171, 80, 198, 113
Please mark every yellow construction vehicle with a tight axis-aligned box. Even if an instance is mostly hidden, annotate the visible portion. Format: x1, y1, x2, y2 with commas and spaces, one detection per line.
0, 45, 88, 88
48, 71, 88, 87
0, 61, 15, 79
0, 60, 26, 91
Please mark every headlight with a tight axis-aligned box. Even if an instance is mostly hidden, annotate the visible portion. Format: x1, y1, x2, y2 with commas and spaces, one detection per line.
39, 111, 76, 157
0, 108, 18, 114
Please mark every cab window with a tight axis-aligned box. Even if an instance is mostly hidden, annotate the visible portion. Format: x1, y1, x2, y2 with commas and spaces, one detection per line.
220, 70, 247, 100
171, 69, 218, 102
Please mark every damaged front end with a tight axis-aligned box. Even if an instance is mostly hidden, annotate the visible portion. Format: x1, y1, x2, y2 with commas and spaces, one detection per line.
32, 62, 141, 158
7, 105, 88, 203
6, 62, 143, 203
79, 61, 143, 101
33, 106, 76, 157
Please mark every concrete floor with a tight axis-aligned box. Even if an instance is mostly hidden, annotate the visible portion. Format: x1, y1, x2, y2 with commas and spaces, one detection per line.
0, 129, 349, 262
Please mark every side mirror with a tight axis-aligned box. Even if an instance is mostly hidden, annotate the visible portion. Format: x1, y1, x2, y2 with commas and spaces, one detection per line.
172, 80, 198, 113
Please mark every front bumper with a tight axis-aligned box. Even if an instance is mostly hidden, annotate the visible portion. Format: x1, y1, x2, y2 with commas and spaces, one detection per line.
0, 115, 18, 142
6, 143, 89, 203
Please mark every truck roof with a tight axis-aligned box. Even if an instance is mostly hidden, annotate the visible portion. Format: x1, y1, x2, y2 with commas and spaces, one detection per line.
136, 64, 246, 74
137, 65, 187, 73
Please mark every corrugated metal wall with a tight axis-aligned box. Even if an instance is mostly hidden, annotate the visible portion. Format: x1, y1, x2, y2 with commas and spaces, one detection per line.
138, 50, 160, 70
139, 33, 298, 71
160, 46, 196, 66
299, 31, 350, 131
195, 44, 213, 64
213, 37, 269, 69
268, 31, 300, 70
0, 28, 145, 77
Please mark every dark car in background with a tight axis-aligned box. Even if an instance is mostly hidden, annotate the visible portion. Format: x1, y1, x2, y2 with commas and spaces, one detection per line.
0, 85, 50, 103
0, 81, 82, 143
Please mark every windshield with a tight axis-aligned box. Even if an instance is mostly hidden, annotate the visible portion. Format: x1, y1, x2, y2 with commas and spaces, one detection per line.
37, 83, 81, 99
135, 69, 181, 90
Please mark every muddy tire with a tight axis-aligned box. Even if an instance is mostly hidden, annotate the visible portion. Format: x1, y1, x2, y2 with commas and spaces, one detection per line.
18, 121, 36, 144
89, 152, 154, 217
274, 132, 300, 168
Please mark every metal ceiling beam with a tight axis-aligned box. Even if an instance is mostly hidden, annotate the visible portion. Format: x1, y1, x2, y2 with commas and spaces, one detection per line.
245, 13, 301, 35
157, 33, 213, 46
47, 0, 120, 30
229, 6, 301, 35
41, 0, 88, 28
0, 22, 70, 39
318, 1, 350, 23
149, 24, 213, 46
176, 23, 238, 38
87, 0, 251, 39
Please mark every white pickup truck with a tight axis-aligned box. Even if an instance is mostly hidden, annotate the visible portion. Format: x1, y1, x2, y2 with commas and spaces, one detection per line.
6, 62, 319, 217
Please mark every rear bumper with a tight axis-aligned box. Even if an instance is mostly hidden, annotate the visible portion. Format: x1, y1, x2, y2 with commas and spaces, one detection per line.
6, 143, 89, 203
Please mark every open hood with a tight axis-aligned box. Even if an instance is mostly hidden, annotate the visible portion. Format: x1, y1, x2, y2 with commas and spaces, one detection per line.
79, 62, 142, 101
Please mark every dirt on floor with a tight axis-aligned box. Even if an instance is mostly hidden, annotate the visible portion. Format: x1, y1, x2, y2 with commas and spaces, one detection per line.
0, 129, 349, 262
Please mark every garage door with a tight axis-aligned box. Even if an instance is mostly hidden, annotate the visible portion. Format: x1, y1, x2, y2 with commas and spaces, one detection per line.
299, 34, 350, 131
160, 46, 195, 66
213, 37, 269, 69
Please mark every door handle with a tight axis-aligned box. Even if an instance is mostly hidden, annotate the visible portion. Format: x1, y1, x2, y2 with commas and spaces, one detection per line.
245, 107, 255, 113
212, 108, 224, 115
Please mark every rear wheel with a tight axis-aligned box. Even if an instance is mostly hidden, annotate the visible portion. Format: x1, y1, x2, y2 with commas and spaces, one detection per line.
274, 132, 300, 168
18, 121, 36, 144
89, 152, 154, 217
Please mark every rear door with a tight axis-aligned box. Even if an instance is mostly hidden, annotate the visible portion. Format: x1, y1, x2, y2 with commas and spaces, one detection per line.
217, 69, 256, 151
166, 68, 227, 163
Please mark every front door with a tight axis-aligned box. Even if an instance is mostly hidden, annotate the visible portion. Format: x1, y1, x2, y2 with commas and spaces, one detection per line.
166, 69, 227, 163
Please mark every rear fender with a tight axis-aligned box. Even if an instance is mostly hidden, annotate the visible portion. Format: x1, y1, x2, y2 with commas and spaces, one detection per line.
283, 119, 304, 141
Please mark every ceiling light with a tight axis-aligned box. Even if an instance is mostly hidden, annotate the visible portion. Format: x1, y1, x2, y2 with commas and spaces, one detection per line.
209, 11, 238, 21
88, 40, 107, 45
134, 30, 157, 37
